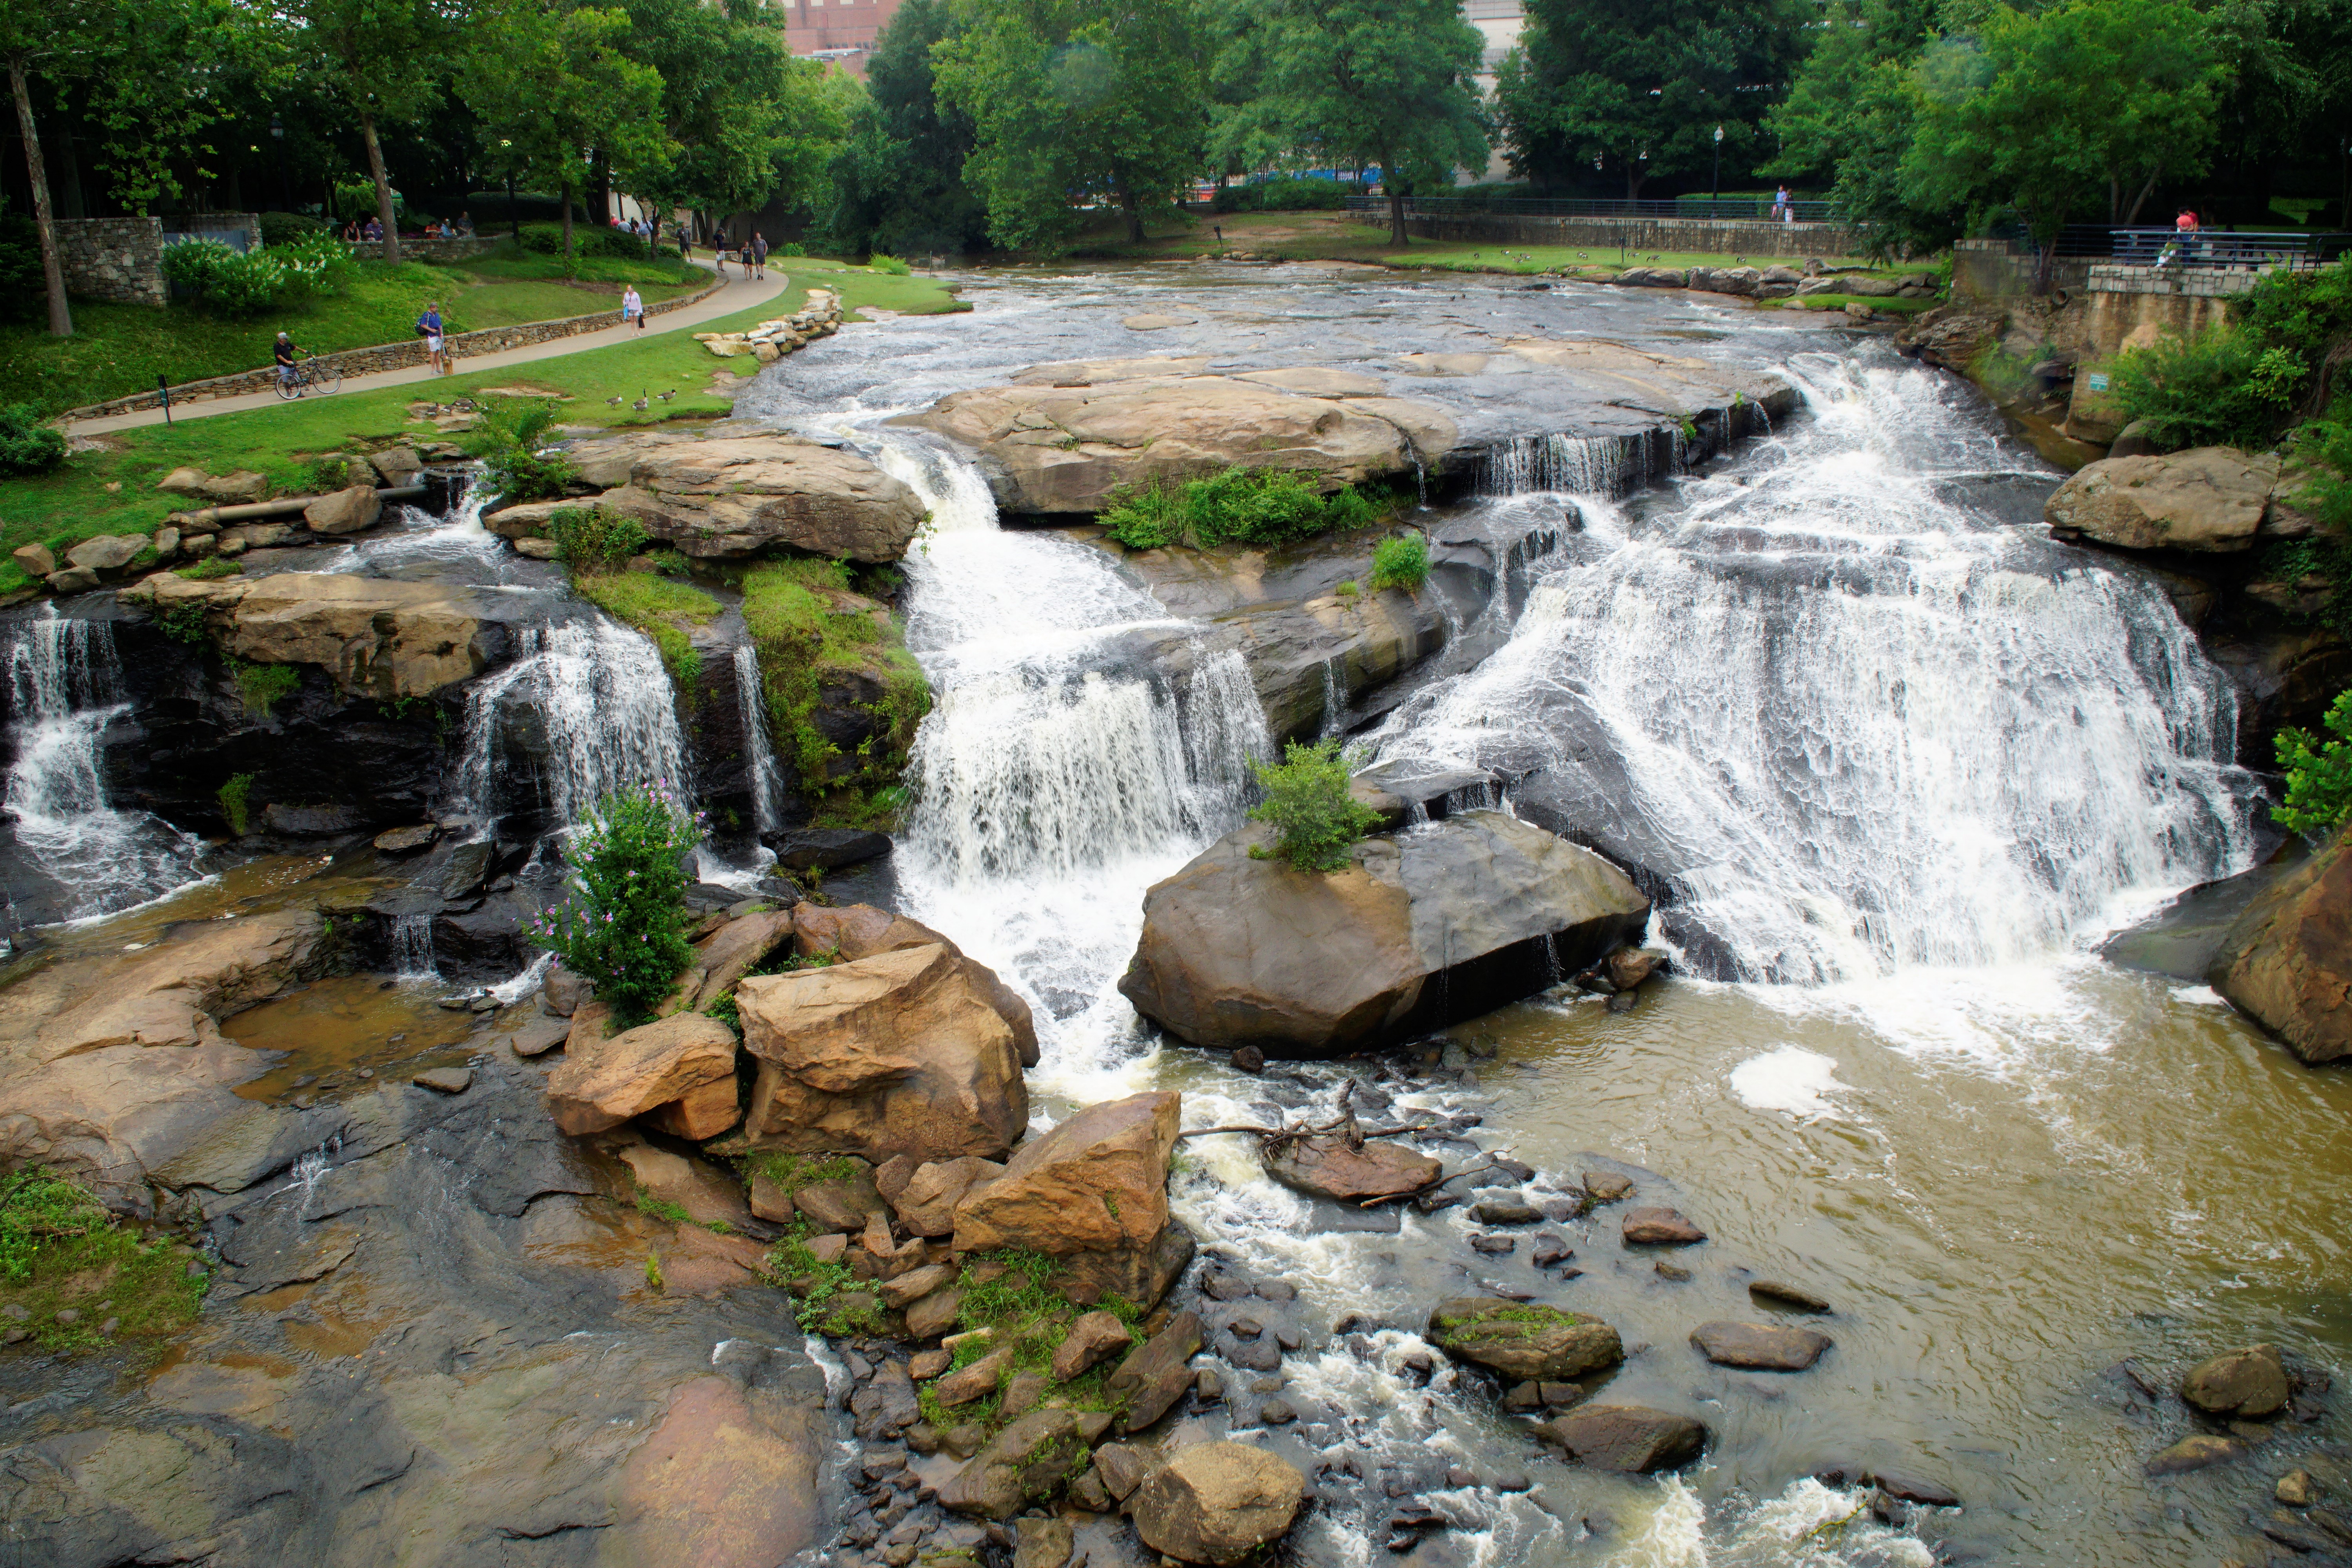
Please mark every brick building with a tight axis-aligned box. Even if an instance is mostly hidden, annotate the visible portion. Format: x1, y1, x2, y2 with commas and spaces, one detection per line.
780, 0, 903, 78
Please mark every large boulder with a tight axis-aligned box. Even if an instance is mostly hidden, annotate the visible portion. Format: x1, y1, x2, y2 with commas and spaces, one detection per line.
592, 436, 927, 562
1129, 1443, 1307, 1566
2208, 829, 2352, 1063
2044, 449, 2285, 553
1119, 810, 1649, 1057
735, 943, 1027, 1162
691, 909, 795, 1011
2180, 1343, 2290, 1419
1426, 1298, 1623, 1382
1262, 1136, 1438, 1202
936, 1409, 1080, 1519
899, 368, 1455, 514
1537, 1405, 1708, 1473
544, 1013, 740, 1136
952, 1091, 1189, 1305
303, 484, 383, 536
791, 903, 1038, 1067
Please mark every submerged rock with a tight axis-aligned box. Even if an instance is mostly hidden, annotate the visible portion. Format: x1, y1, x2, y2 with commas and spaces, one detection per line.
1120, 811, 1650, 1058
1261, 1136, 1439, 1203
2146, 1433, 2247, 1476
1426, 1298, 1623, 1381
2208, 831, 2352, 1064
1128, 1441, 1307, 1566
1536, 1404, 1709, 1473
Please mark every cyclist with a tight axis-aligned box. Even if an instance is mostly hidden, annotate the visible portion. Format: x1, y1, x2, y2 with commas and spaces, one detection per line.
274, 331, 299, 392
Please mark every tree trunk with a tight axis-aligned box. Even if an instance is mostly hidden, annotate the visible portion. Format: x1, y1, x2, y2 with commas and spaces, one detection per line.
1387, 187, 1408, 246
1625, 167, 1648, 203
561, 179, 575, 274
8, 58, 73, 338
360, 110, 399, 264
1120, 183, 1143, 244
648, 209, 661, 261
507, 172, 520, 240
2122, 167, 2161, 227
592, 151, 611, 227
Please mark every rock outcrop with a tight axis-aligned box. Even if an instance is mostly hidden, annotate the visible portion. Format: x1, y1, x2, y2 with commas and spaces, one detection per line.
2043, 449, 2290, 553
2209, 829, 2352, 1064
1426, 1298, 1623, 1381
1120, 810, 1649, 1057
543, 1012, 740, 1136
735, 943, 1028, 1162
790, 903, 1039, 1067
1128, 1442, 1307, 1566
594, 437, 928, 562
951, 1091, 1190, 1305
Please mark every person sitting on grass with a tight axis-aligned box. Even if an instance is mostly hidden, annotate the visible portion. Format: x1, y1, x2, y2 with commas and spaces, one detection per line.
274, 331, 299, 390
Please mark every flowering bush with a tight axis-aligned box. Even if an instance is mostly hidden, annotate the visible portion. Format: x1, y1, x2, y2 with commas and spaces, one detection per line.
527, 784, 702, 1025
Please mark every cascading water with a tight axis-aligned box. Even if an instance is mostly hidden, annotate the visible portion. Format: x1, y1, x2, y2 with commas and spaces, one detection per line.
390, 912, 437, 979
452, 616, 690, 837
1376, 349, 2263, 982
735, 642, 784, 837
2, 610, 205, 918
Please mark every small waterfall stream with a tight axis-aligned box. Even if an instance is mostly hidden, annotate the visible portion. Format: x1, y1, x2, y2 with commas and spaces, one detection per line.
735, 643, 784, 837
2, 610, 205, 919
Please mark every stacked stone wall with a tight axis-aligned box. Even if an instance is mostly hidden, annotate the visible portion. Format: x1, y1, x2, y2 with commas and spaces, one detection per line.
54, 217, 167, 306
1401, 212, 1868, 260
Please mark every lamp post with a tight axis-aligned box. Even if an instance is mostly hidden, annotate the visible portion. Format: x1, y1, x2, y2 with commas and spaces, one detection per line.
269, 116, 285, 214
1712, 124, 1723, 206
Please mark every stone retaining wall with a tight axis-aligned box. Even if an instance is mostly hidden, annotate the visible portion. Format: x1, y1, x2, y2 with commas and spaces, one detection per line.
55, 216, 167, 306
1401, 212, 1868, 260
2083, 261, 2269, 298
344, 236, 501, 263
60, 273, 726, 422
1951, 238, 2092, 299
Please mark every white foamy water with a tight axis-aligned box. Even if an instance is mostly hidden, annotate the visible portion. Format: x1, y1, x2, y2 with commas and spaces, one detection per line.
1730, 1046, 1855, 1120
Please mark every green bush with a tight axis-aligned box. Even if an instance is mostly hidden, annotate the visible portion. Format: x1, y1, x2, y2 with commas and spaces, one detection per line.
1368, 532, 1430, 592
2274, 689, 2352, 835
516, 223, 658, 261
1210, 178, 1352, 214
231, 660, 301, 717
528, 784, 702, 1025
1101, 466, 1385, 551
1248, 739, 1383, 872
160, 236, 232, 295
0, 402, 65, 476
0, 1169, 108, 1283
257, 211, 331, 247
2111, 325, 2304, 451
470, 397, 576, 501
775, 241, 807, 258
217, 771, 256, 836
867, 252, 911, 275
546, 506, 650, 574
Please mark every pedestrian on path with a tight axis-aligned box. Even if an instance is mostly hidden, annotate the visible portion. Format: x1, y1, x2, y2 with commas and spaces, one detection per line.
418, 302, 448, 375
622, 284, 645, 332
752, 231, 768, 279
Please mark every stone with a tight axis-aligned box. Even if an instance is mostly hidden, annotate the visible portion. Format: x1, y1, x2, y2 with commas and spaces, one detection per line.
2109, 419, 2165, 459
1690, 1320, 1832, 1372
2279, 1470, 2318, 1506
303, 484, 384, 536
586, 435, 927, 562
786, 904, 1039, 1068
1583, 1172, 1633, 1203
1537, 1405, 1709, 1473
367, 446, 423, 486
772, 828, 894, 871
2208, 831, 2352, 1065
152, 527, 180, 562
690, 910, 795, 1011
374, 824, 437, 854
880, 1263, 958, 1310
1623, 1207, 1706, 1245
1069, 1467, 1114, 1513
1053, 1310, 1138, 1381
1469, 1234, 1515, 1255
12, 543, 54, 577
45, 566, 100, 594
1472, 1198, 1541, 1226
1095, 1442, 1154, 1501
543, 1012, 739, 1136
890, 1156, 1005, 1238
934, 1345, 1012, 1408
615, 1143, 758, 1234
66, 534, 148, 573
1129, 1441, 1307, 1566
951, 1091, 1187, 1306
937, 1409, 1079, 1519
1427, 1299, 1622, 1381
1605, 947, 1664, 989
905, 1288, 963, 1341
1109, 1310, 1206, 1432
737, 944, 1028, 1163
911, 1350, 952, 1381
412, 1067, 472, 1094
1013, 1516, 1073, 1568
646, 1076, 743, 1140
543, 965, 588, 1017
1869, 1472, 1960, 1508
1749, 1280, 1832, 1313
2181, 1344, 2291, 1420
1261, 1135, 1438, 1203
2044, 449, 2281, 553
1000, 1370, 1050, 1419
1120, 812, 1649, 1058
902, 372, 1454, 514
2147, 1434, 2247, 1476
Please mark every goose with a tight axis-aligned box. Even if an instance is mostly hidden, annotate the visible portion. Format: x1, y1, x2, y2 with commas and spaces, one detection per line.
656, 390, 676, 403
606, 394, 623, 406
632, 391, 649, 412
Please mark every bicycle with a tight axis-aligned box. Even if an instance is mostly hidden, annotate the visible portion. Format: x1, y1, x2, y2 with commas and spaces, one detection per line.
273, 354, 343, 400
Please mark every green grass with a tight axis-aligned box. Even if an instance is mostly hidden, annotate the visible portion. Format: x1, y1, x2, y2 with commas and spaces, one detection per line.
573, 571, 719, 688
0, 1170, 208, 1352
230, 659, 301, 716
0, 260, 963, 593
908, 1249, 1141, 1440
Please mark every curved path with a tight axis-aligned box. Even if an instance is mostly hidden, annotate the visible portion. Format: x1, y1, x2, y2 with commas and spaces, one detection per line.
69, 258, 792, 436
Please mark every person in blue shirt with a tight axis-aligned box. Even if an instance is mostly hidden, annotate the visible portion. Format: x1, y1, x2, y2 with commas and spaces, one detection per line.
418, 302, 448, 375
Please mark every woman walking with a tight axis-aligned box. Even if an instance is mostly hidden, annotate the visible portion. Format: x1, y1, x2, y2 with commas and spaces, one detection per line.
622, 284, 645, 332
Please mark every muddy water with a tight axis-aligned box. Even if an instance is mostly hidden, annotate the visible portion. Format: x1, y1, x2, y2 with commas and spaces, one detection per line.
225, 976, 482, 1102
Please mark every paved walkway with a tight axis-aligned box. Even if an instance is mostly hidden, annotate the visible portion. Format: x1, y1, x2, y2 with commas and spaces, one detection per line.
70, 259, 793, 435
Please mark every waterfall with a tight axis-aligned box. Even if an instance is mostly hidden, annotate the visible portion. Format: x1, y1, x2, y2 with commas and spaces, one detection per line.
1317, 656, 1349, 739
452, 617, 689, 837
390, 912, 437, 979
1376, 350, 2264, 983
3, 610, 205, 919
1474, 431, 1650, 498
735, 642, 783, 836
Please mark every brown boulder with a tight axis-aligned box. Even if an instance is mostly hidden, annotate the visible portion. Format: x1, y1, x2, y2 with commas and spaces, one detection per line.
736, 944, 1027, 1163
795, 1171, 889, 1233
544, 1013, 739, 1136
937, 1409, 1079, 1519
2209, 830, 2352, 1064
1538, 1405, 1708, 1472
1129, 1442, 1307, 1566
690, 910, 795, 1011
793, 903, 1038, 1067
645, 1077, 741, 1141
889, 1156, 1004, 1238
1051, 1311, 1137, 1381
1623, 1207, 1706, 1245
594, 436, 926, 562
2044, 449, 2281, 552
951, 1091, 1187, 1305
1426, 1299, 1622, 1381
1108, 1310, 1205, 1432
2180, 1343, 2290, 1419
303, 484, 384, 536
1689, 1320, 1832, 1372
1261, 1136, 1438, 1202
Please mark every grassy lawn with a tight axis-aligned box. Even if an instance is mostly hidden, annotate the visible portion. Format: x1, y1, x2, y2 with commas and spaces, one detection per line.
3, 242, 705, 418
0, 259, 964, 590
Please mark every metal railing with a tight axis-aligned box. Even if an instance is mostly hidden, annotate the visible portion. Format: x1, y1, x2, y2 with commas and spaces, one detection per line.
1998, 223, 2352, 269
1346, 194, 1846, 223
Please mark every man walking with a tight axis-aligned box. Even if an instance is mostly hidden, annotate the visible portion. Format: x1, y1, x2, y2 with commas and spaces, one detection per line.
622, 283, 645, 332
752, 230, 767, 280
418, 301, 448, 375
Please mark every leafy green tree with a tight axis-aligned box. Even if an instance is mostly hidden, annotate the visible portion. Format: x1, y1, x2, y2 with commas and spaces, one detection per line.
824, 0, 989, 257
1249, 740, 1383, 872
1900, 0, 2225, 286
933, 0, 1209, 254
2274, 691, 2352, 836
1495, 0, 1809, 200
1768, 0, 1958, 257
1209, 0, 1485, 245
281, 0, 454, 263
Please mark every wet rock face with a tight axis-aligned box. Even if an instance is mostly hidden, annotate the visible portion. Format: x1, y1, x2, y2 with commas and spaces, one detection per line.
2208, 830, 2352, 1064
1119, 810, 1650, 1058
1128, 1441, 1308, 1566
1537, 1404, 1709, 1473
1425, 1298, 1623, 1382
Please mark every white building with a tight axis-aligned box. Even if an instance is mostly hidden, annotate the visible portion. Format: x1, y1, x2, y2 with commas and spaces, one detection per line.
1462, 0, 1525, 184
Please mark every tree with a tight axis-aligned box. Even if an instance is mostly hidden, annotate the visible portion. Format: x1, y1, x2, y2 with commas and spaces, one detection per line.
1209, 0, 1486, 245
0, 0, 102, 336
1768, 0, 1958, 257
933, 0, 1208, 254
823, 0, 990, 257
463, 0, 669, 272
282, 0, 453, 263
1901, 0, 2225, 287
1495, 0, 1810, 201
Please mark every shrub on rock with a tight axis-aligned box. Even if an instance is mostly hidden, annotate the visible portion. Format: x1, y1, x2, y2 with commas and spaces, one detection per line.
528, 785, 701, 1026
